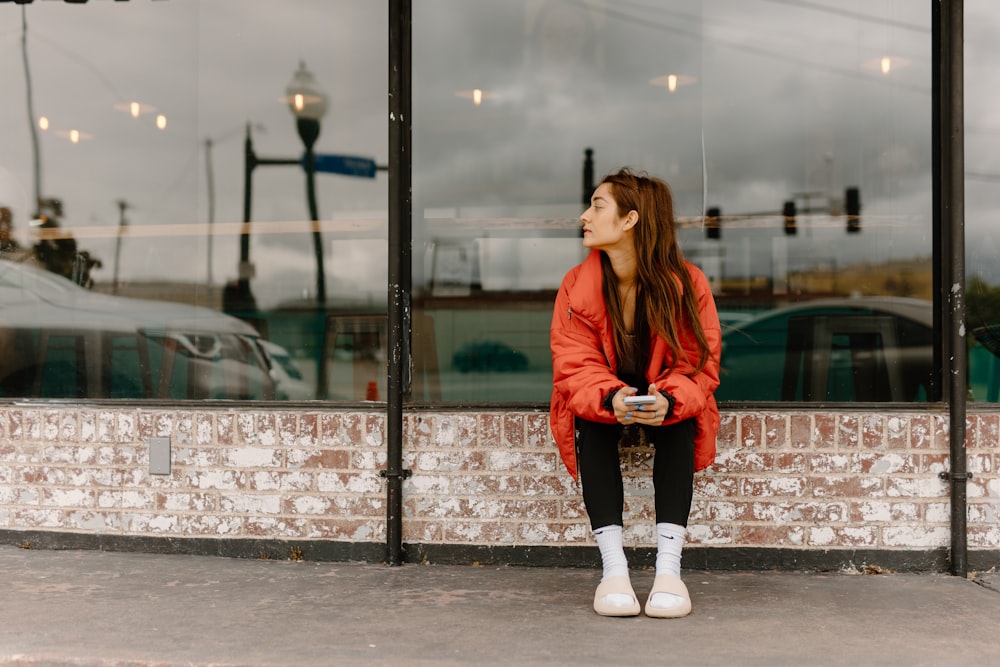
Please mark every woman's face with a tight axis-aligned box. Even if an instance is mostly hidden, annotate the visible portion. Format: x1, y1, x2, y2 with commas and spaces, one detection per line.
580, 182, 634, 251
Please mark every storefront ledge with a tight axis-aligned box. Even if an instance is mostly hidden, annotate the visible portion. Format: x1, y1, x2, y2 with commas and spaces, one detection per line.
0, 529, 384, 564
410, 543, 962, 573
3, 529, 995, 573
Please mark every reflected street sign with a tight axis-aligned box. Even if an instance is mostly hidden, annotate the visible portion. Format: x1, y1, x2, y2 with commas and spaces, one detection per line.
307, 153, 379, 178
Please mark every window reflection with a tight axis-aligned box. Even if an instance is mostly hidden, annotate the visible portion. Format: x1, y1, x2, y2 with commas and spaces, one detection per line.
0, 1, 973, 404
413, 0, 936, 403
1, 1, 387, 401
965, 1, 1000, 404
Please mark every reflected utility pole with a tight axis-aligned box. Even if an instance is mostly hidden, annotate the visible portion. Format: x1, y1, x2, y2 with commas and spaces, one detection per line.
21, 7, 41, 215
206, 124, 263, 294
112, 199, 129, 294
204, 137, 215, 287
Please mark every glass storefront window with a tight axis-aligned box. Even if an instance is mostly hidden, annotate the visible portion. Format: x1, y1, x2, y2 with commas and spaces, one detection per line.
1, 1, 388, 401
0, 2, 971, 405
413, 0, 934, 403
965, 1, 1000, 404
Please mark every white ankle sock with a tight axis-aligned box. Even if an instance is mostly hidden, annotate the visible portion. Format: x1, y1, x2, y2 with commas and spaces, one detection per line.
594, 525, 628, 580
594, 525, 633, 607
650, 522, 686, 610
655, 522, 685, 577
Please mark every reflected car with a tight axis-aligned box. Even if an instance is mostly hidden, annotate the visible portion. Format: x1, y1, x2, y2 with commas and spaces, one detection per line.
257, 339, 314, 400
717, 297, 933, 403
0, 258, 274, 400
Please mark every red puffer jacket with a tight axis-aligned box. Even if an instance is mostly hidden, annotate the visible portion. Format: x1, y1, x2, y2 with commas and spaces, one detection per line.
549, 250, 721, 480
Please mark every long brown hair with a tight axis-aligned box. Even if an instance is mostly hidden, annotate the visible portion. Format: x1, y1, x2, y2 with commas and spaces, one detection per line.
600, 168, 712, 374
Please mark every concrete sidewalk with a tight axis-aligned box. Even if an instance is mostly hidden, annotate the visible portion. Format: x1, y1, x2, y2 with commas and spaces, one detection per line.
1, 545, 999, 667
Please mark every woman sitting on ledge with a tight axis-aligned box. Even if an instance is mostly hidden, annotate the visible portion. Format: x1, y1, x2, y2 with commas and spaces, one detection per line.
549, 168, 721, 618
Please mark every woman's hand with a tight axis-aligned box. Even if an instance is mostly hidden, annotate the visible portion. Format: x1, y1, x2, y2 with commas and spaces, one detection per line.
613, 383, 671, 426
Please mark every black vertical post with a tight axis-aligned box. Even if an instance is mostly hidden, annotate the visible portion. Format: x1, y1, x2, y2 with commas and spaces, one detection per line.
297, 117, 328, 400
580, 148, 594, 238
582, 147, 594, 206
297, 117, 326, 308
240, 124, 255, 299
384, 0, 412, 566
934, 0, 968, 577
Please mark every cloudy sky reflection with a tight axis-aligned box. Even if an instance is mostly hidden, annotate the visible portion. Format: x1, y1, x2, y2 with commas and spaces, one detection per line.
1, 0, 998, 311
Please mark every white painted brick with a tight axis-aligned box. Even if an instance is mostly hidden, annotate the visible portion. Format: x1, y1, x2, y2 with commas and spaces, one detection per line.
925, 502, 951, 523
856, 501, 919, 523
44, 489, 92, 508
196, 417, 214, 445
186, 470, 242, 490
810, 526, 837, 546
354, 450, 386, 469
1, 407, 999, 552
220, 493, 281, 514
403, 474, 452, 494
886, 477, 948, 498
289, 495, 331, 516
346, 472, 382, 494
79, 413, 96, 442
147, 515, 179, 533
225, 447, 282, 468
869, 454, 908, 475
69, 511, 114, 532
350, 519, 383, 541
970, 526, 1000, 547
882, 525, 950, 548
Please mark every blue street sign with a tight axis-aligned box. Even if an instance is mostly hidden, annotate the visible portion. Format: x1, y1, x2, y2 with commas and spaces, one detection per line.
306, 153, 379, 178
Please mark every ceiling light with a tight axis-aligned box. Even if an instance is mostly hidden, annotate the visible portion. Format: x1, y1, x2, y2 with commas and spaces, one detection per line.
862, 55, 911, 75
454, 89, 497, 105
649, 73, 696, 93
113, 101, 157, 117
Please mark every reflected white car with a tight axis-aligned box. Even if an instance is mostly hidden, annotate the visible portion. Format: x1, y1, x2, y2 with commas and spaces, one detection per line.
0, 258, 275, 400
257, 339, 315, 400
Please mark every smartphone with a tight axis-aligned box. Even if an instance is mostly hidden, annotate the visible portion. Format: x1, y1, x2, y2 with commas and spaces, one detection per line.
623, 394, 656, 406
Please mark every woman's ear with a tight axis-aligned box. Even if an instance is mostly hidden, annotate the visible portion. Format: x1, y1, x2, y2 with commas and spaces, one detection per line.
623, 210, 639, 230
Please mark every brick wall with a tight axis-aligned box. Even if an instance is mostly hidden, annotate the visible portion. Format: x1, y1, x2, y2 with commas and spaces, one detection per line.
0, 406, 998, 568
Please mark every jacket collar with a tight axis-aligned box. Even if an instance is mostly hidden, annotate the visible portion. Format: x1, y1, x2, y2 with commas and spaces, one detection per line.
567, 250, 607, 325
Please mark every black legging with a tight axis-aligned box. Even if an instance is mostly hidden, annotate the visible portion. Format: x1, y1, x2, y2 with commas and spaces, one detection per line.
575, 417, 696, 530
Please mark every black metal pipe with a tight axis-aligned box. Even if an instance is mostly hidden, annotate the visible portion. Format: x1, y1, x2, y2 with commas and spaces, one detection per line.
384, 0, 412, 567
934, 0, 968, 577
240, 124, 255, 298
297, 118, 326, 308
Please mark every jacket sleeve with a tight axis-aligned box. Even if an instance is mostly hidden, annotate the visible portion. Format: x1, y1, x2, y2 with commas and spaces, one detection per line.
550, 281, 623, 424
657, 267, 721, 423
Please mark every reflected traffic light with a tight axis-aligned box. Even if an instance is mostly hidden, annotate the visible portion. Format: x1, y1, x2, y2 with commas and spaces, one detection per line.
845, 187, 861, 233
782, 200, 797, 235
705, 207, 721, 240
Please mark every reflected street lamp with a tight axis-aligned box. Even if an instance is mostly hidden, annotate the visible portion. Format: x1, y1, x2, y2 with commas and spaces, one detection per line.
239, 62, 330, 311
285, 61, 329, 306
237, 63, 331, 399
